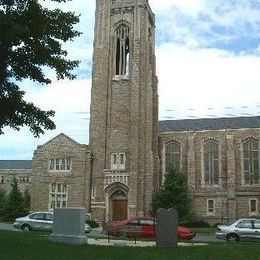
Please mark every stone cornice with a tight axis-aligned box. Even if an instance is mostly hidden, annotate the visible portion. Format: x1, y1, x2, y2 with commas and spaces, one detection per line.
111, 6, 134, 16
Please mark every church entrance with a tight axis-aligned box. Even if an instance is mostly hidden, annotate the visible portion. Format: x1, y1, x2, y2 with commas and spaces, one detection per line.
113, 200, 127, 221
110, 190, 128, 221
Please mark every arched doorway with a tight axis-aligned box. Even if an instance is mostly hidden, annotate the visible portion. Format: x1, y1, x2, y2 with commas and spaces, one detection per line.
111, 190, 128, 221
105, 183, 129, 222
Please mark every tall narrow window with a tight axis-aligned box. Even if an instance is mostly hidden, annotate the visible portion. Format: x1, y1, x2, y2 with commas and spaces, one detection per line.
110, 153, 126, 170
111, 153, 118, 170
67, 158, 71, 171
204, 140, 219, 185
60, 159, 66, 170
243, 139, 259, 185
115, 25, 130, 76
207, 199, 215, 215
119, 153, 126, 170
165, 141, 181, 171
249, 199, 258, 215
91, 186, 96, 200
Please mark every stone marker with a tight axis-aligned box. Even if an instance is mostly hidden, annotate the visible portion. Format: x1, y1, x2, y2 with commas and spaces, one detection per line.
50, 207, 87, 245
156, 208, 178, 247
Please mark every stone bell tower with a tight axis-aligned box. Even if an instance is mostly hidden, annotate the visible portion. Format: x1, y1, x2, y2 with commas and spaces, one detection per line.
89, 0, 159, 222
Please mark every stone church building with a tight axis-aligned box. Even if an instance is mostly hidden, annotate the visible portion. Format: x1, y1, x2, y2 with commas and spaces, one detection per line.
1, 0, 260, 225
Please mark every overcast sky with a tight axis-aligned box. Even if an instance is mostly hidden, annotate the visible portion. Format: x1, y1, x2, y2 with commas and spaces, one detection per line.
1, 0, 260, 160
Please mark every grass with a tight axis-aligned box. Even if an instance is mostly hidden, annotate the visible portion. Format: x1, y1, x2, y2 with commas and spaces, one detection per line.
1, 230, 260, 260
193, 227, 217, 234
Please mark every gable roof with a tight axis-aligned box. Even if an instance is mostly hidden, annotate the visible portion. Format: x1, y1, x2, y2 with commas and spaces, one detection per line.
38, 133, 82, 148
0, 160, 33, 170
159, 116, 260, 132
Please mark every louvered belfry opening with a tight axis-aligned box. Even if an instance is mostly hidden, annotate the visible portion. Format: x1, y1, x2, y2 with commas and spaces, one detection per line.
115, 25, 130, 76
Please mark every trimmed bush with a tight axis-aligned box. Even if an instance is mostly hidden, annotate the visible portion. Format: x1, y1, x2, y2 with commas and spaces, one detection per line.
86, 220, 99, 228
185, 220, 211, 228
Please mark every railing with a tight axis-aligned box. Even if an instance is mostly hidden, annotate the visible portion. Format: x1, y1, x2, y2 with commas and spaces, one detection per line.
103, 223, 142, 243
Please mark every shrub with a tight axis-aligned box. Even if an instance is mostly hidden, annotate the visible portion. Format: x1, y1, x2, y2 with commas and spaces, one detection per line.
0, 188, 6, 220
213, 222, 222, 228
150, 165, 192, 224
2, 177, 27, 221
86, 220, 99, 228
185, 220, 211, 228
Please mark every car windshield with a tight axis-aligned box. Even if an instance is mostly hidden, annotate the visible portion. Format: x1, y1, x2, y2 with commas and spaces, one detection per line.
235, 220, 252, 229
227, 220, 238, 226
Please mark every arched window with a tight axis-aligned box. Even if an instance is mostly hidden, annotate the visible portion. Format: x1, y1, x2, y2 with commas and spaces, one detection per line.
115, 25, 130, 76
243, 139, 259, 185
165, 141, 181, 171
204, 140, 219, 185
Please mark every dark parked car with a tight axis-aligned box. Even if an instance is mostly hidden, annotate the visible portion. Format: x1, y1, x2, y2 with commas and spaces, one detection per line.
104, 216, 196, 240
13, 211, 91, 233
216, 218, 260, 242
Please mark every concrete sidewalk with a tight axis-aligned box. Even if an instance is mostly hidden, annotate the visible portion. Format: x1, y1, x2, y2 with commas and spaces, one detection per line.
87, 238, 207, 247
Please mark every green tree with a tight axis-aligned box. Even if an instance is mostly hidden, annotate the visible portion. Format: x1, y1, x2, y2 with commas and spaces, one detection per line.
0, 188, 6, 219
23, 188, 31, 215
150, 166, 192, 224
2, 177, 26, 221
0, 0, 81, 136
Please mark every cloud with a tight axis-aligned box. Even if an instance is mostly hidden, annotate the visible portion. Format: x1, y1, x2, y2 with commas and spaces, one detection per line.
2, 0, 260, 159
151, 0, 260, 120
23, 78, 91, 143
1, 0, 94, 160
158, 44, 260, 119
150, 0, 204, 14
24, 79, 90, 110
0, 78, 91, 159
153, 0, 260, 51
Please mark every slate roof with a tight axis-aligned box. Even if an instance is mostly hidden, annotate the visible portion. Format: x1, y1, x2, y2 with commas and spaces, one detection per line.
159, 116, 260, 133
0, 160, 33, 170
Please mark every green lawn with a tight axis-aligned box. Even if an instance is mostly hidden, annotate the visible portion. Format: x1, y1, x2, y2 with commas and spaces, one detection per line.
193, 227, 217, 234
1, 230, 260, 260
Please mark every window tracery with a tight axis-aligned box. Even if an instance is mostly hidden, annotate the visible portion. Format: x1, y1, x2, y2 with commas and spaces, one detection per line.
115, 24, 130, 76
204, 140, 219, 185
243, 138, 259, 185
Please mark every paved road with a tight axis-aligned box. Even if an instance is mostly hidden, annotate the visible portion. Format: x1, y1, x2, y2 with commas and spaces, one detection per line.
192, 234, 223, 243
90, 228, 223, 243
0, 223, 19, 232
0, 223, 223, 243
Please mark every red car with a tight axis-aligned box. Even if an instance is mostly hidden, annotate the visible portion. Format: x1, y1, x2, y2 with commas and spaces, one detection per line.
104, 216, 196, 240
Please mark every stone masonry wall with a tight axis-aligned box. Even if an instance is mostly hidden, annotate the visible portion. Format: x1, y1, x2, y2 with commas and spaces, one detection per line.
0, 169, 31, 194
31, 134, 91, 213
159, 128, 260, 225
90, 0, 158, 222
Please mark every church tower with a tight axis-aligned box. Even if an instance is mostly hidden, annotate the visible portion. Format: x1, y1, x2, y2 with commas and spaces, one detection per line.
89, 0, 158, 222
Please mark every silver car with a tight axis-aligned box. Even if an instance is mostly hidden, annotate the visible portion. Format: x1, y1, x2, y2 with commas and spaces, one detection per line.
216, 218, 260, 242
13, 211, 91, 233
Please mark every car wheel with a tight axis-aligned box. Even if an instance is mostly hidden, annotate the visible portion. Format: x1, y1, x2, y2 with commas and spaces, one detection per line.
21, 224, 32, 231
226, 233, 239, 242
